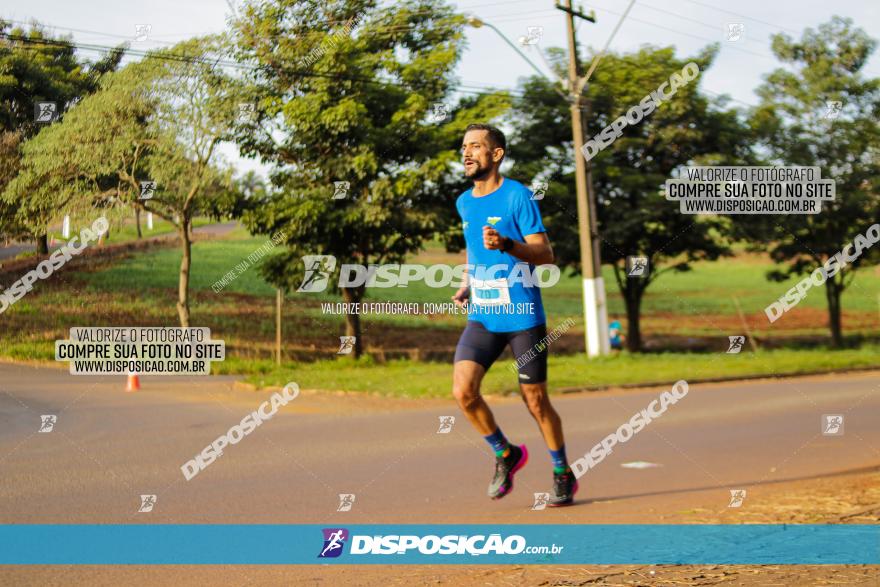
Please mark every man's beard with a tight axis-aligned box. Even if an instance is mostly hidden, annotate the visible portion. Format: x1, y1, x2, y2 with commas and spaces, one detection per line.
464, 161, 490, 180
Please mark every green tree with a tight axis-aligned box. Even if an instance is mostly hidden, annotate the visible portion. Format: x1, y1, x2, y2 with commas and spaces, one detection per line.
232, 0, 508, 357
5, 38, 237, 327
747, 16, 880, 347
206, 170, 265, 220
509, 46, 751, 351
0, 131, 23, 242
0, 20, 123, 249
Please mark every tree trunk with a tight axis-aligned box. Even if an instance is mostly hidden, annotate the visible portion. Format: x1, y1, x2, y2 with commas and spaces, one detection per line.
824, 276, 843, 348
36, 233, 48, 254
135, 208, 142, 239
176, 220, 192, 328
341, 286, 364, 358
624, 286, 643, 352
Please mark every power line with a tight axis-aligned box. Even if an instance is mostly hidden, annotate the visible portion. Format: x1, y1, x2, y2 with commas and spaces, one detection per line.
586, 2, 781, 63
1, 14, 459, 46
456, 0, 538, 9
452, 1, 879, 81
676, 0, 803, 36
1, 32, 525, 99
1, 18, 181, 48
582, 0, 638, 88
12, 8, 857, 112
591, 0, 880, 78
635, 0, 765, 44
7, 29, 754, 115
456, 0, 878, 77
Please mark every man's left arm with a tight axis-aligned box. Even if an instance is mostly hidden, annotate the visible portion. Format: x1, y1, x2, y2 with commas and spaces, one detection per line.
483, 227, 554, 265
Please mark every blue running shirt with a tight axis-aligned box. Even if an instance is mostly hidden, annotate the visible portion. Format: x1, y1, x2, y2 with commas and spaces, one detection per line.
456, 177, 547, 332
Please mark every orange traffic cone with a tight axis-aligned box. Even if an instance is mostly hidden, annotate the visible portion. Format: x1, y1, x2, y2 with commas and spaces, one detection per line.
126, 373, 140, 392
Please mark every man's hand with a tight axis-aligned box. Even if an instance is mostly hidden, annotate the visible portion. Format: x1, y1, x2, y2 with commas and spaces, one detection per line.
483, 225, 506, 250
451, 285, 469, 307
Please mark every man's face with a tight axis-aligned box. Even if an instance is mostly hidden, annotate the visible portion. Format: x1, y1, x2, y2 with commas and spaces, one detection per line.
461, 130, 502, 180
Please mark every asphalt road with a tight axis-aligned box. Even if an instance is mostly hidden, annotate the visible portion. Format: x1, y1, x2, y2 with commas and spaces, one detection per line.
1, 361, 878, 525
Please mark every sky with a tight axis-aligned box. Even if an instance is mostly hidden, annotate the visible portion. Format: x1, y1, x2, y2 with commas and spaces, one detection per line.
4, 0, 879, 177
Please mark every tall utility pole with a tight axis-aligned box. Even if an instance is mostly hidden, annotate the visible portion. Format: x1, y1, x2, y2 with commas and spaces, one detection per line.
276, 289, 282, 366
557, 1, 610, 357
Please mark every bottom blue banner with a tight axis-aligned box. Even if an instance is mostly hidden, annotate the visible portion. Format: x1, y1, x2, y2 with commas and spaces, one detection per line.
0, 524, 877, 564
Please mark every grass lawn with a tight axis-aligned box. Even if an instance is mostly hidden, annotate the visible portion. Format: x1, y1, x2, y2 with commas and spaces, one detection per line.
83, 225, 279, 296
106, 216, 216, 242
228, 345, 880, 398
75, 228, 880, 337
3, 225, 880, 396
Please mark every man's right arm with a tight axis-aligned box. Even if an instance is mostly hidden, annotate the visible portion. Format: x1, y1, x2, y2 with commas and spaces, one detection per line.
452, 250, 469, 306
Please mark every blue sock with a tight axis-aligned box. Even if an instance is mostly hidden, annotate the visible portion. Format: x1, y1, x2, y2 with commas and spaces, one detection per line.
549, 445, 569, 473
484, 428, 510, 457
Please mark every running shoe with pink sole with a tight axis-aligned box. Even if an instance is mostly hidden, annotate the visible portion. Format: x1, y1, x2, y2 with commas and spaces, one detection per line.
487, 444, 528, 499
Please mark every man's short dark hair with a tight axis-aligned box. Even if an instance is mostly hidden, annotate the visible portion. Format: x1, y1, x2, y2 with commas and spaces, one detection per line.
465, 123, 506, 155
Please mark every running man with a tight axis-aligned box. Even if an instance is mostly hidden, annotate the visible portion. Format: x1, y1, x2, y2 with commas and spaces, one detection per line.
451, 123, 577, 506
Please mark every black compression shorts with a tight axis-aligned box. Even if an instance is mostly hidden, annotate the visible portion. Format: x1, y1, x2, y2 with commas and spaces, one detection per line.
454, 321, 548, 384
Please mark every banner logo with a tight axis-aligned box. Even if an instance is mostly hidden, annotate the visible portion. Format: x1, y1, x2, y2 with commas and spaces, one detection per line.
319, 528, 349, 558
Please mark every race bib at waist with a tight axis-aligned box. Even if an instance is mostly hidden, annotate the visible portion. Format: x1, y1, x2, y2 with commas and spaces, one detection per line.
470, 277, 511, 306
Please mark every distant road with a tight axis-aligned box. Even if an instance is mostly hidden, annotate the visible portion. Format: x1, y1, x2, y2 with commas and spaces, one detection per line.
0, 243, 31, 262
0, 221, 239, 262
